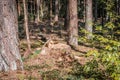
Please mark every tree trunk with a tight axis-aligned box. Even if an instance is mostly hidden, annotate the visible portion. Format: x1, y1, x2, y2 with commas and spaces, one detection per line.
17, 0, 21, 16
23, 0, 31, 51
0, 0, 23, 71
33, 0, 36, 21
40, 0, 43, 20
116, 0, 120, 15
35, 0, 40, 24
50, 0, 52, 21
64, 0, 69, 30
68, 0, 78, 47
102, 3, 105, 26
54, 0, 59, 22
83, 0, 86, 22
85, 0, 93, 39
30, 0, 33, 21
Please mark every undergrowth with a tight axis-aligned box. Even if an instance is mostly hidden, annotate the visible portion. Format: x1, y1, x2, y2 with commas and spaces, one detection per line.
40, 29, 120, 80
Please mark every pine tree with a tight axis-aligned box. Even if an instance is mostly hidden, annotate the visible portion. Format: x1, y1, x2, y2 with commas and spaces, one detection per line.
67, 0, 78, 47
0, 0, 23, 71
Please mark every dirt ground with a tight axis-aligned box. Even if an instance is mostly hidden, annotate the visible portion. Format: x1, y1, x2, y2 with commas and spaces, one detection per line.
0, 20, 95, 80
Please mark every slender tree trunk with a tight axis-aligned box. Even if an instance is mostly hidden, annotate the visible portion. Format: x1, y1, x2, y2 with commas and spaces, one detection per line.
33, 0, 36, 21
68, 0, 78, 47
64, 0, 69, 30
54, 0, 59, 23
83, 0, 86, 22
102, 4, 105, 26
17, 0, 21, 16
35, 0, 40, 24
30, 0, 33, 21
0, 0, 23, 71
116, 0, 118, 15
85, 0, 93, 39
117, 0, 120, 15
40, 0, 43, 20
23, 0, 31, 51
30, 0, 32, 14
50, 0, 52, 21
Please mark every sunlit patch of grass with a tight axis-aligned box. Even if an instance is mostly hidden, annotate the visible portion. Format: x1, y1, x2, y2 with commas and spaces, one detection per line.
40, 69, 62, 80
20, 40, 43, 52
26, 75, 38, 80
31, 40, 44, 49
24, 64, 50, 71
22, 50, 41, 61
17, 74, 25, 80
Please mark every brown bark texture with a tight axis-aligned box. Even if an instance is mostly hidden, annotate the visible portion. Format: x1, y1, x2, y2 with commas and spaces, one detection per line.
40, 0, 43, 19
85, 0, 93, 39
35, 0, 40, 23
54, 0, 59, 22
23, 0, 31, 51
68, 0, 78, 47
64, 0, 69, 30
50, 0, 52, 21
0, 0, 23, 71
17, 0, 21, 16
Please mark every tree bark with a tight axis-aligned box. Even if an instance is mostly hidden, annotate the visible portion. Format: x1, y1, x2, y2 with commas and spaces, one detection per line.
0, 0, 23, 71
68, 0, 78, 47
23, 0, 31, 51
40, 0, 43, 19
85, 0, 93, 39
83, 0, 86, 22
54, 0, 59, 22
50, 0, 52, 21
16, 0, 21, 16
117, 0, 120, 15
64, 0, 69, 30
35, 0, 40, 24
40, 0, 44, 20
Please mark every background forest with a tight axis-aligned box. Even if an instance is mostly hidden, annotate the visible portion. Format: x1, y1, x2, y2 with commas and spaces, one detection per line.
0, 0, 120, 80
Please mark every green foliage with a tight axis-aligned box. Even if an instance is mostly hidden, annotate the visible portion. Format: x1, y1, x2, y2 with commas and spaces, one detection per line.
105, 22, 115, 29
94, 21, 120, 40
78, 29, 120, 79
85, 49, 120, 80
28, 13, 35, 21
40, 69, 62, 80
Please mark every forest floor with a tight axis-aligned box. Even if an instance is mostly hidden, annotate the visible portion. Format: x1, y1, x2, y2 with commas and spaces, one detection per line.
0, 20, 95, 80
